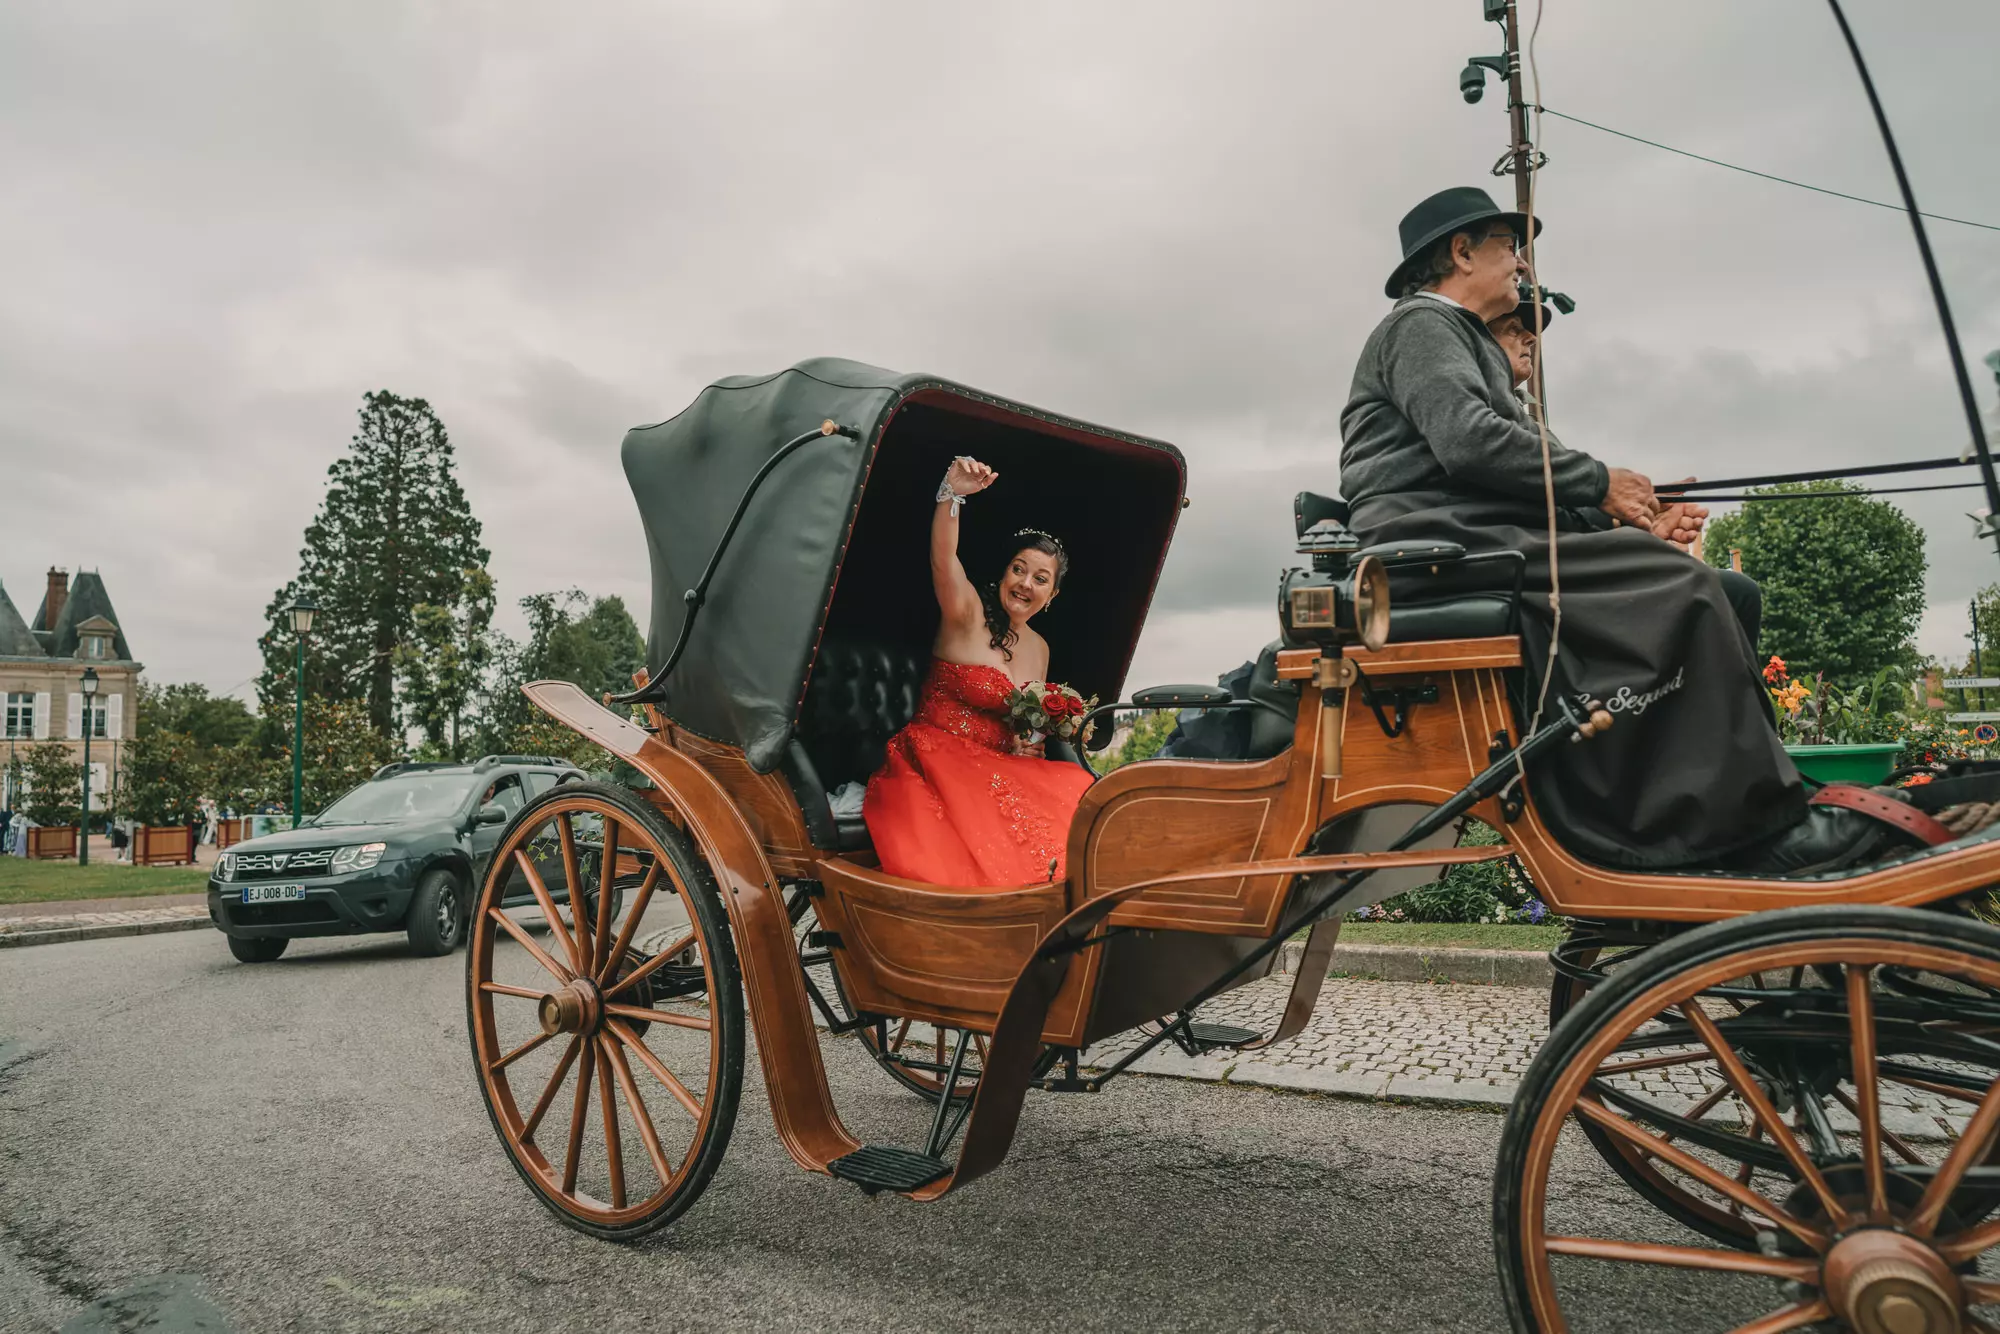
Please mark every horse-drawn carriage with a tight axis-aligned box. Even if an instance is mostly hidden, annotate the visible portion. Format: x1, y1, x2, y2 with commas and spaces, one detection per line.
468, 358, 2000, 1332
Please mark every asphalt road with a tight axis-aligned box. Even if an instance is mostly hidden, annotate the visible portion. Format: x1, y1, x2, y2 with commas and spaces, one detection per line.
2, 929, 1765, 1333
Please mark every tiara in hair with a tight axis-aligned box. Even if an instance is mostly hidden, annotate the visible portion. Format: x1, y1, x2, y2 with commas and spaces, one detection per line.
1014, 527, 1064, 552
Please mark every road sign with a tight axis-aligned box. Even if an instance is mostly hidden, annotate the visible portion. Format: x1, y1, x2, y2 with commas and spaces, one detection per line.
1977, 723, 2000, 745
1946, 712, 2000, 722
1943, 677, 2000, 689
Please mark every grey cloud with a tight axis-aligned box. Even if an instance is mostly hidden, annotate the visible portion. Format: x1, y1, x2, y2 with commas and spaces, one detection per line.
0, 0, 1995, 695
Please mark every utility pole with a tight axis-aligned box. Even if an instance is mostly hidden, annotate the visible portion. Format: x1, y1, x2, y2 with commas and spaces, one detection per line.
1463, 1, 1552, 411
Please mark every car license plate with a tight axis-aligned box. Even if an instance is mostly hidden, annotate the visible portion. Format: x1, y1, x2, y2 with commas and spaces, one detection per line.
241, 883, 307, 904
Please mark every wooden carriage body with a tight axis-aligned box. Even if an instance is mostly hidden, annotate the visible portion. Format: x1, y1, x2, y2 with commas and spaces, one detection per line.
474, 361, 2000, 1334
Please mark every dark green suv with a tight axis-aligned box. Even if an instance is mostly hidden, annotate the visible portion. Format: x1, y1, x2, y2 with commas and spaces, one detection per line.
207, 755, 584, 963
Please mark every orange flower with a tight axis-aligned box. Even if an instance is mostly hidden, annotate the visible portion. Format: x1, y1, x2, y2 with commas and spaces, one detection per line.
1762, 655, 1789, 685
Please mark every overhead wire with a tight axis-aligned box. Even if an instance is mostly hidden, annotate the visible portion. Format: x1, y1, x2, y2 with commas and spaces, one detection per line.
1536, 107, 2000, 234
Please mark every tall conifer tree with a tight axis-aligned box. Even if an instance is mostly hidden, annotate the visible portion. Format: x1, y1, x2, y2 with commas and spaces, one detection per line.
259, 391, 490, 737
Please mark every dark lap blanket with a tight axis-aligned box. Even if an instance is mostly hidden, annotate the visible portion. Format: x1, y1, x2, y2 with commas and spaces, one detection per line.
1353, 494, 1805, 870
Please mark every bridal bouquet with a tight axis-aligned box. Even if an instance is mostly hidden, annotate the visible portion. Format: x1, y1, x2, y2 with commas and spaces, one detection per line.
1005, 681, 1098, 746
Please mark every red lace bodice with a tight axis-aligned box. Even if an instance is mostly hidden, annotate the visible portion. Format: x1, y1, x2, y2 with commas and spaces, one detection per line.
910, 659, 1017, 753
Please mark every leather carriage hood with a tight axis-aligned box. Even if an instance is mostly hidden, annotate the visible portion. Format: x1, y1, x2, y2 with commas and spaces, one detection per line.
622, 357, 1186, 773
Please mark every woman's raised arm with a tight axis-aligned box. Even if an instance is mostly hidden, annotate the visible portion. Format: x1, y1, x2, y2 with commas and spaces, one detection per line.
931, 456, 997, 628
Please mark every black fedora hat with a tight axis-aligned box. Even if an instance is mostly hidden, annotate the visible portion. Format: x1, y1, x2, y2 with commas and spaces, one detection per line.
1385, 186, 1542, 299
1496, 297, 1556, 332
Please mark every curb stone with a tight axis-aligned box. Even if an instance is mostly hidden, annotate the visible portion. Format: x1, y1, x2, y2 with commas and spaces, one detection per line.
1277, 939, 1553, 988
0, 914, 210, 950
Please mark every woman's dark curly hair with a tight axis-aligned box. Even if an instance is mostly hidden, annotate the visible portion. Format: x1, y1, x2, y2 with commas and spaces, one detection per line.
979, 530, 1068, 661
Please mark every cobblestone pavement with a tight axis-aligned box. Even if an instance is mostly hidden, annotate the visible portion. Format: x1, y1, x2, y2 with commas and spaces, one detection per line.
1077, 974, 1974, 1141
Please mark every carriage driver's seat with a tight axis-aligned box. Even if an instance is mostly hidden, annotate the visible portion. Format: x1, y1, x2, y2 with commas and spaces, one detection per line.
1295, 491, 1520, 642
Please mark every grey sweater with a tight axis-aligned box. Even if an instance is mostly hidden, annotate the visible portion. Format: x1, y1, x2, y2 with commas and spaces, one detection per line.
1339, 298, 1609, 517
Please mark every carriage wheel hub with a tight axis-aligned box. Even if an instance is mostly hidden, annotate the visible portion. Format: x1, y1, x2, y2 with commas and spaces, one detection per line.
1822, 1229, 1961, 1334
537, 978, 602, 1036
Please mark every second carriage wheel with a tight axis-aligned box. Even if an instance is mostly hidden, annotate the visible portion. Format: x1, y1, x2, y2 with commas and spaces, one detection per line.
1498, 904, 2000, 1333
468, 781, 744, 1241
790, 890, 987, 1104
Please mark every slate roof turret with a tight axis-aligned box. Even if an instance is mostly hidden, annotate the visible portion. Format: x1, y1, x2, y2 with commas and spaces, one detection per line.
49, 572, 131, 661
0, 581, 42, 658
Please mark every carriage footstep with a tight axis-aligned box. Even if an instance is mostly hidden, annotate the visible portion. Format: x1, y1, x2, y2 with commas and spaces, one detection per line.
827, 1145, 951, 1195
1184, 1022, 1260, 1051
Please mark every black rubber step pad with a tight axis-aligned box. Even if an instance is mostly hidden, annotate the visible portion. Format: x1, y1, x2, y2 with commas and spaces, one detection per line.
827, 1145, 951, 1195
1187, 1022, 1261, 1048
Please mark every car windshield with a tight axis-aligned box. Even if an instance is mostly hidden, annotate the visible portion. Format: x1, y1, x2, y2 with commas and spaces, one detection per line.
314, 773, 475, 826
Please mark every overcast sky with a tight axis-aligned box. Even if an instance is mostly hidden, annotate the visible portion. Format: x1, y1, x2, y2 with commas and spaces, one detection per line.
4, 0, 1997, 701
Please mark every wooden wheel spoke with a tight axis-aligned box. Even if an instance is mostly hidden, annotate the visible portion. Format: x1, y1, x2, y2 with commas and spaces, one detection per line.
561, 1040, 596, 1195
514, 849, 584, 977
1881, 1069, 1988, 1104
601, 1034, 676, 1190
604, 930, 698, 1001
1846, 966, 1889, 1218
480, 981, 548, 1000
607, 1018, 703, 1120
1573, 1097, 1826, 1250
593, 817, 620, 980
888, 1018, 912, 1054
596, 1032, 625, 1209
1542, 1235, 1818, 1283
1967, 1278, 2000, 1305
555, 815, 590, 976
1682, 1002, 1852, 1230
523, 1036, 582, 1144
1940, 1217, 2000, 1265
605, 1003, 711, 1031
489, 1028, 554, 1073
487, 906, 573, 984
597, 863, 662, 988
1909, 1073, 2000, 1237
1828, 1084, 1927, 1165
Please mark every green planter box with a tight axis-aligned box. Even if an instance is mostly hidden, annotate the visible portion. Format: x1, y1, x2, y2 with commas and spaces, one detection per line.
1785, 742, 1903, 787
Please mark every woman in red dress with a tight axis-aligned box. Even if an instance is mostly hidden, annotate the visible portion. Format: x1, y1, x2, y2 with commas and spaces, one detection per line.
863, 455, 1096, 886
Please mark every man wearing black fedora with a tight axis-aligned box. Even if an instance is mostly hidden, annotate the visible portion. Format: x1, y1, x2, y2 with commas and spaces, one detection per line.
1334, 186, 1900, 875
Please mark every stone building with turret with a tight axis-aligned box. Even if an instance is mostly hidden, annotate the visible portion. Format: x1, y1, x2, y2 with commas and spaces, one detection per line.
0, 568, 143, 812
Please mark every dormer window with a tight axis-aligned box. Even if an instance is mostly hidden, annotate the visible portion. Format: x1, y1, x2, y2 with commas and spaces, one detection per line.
80, 633, 109, 660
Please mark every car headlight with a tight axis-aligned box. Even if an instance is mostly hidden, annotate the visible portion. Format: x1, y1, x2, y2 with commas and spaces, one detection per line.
332, 842, 388, 872
217, 853, 235, 883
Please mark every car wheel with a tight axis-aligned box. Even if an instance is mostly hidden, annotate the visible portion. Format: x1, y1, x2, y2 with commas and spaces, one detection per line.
407, 867, 467, 957
227, 934, 288, 963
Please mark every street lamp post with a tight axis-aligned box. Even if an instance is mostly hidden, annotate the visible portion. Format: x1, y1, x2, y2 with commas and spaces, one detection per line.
288, 594, 318, 829
79, 666, 98, 865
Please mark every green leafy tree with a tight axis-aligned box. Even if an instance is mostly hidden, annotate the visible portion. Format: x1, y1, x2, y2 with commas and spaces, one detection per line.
122, 727, 204, 826
395, 566, 497, 758
258, 391, 490, 737
141, 683, 258, 751
274, 697, 396, 815
1090, 709, 1181, 772
19, 742, 83, 827
1704, 481, 1926, 683
474, 590, 646, 752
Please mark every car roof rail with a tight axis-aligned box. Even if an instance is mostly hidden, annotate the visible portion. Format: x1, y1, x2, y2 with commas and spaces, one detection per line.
472, 754, 574, 771
371, 760, 464, 780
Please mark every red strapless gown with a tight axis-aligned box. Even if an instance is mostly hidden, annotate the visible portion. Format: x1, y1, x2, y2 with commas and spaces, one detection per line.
863, 659, 1096, 886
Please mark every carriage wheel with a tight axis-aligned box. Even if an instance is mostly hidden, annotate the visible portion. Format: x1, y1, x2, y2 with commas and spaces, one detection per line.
790, 890, 987, 1104
467, 781, 744, 1240
1498, 905, 2000, 1333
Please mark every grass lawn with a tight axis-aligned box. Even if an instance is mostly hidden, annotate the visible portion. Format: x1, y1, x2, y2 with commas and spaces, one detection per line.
1338, 921, 1565, 952
0, 860, 210, 905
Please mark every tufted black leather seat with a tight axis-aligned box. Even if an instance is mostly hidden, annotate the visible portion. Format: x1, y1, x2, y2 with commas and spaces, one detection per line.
785, 636, 931, 851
